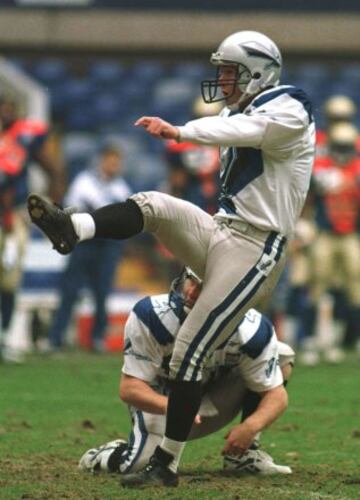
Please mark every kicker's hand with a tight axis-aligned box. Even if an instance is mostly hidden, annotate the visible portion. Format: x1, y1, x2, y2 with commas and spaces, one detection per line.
134, 116, 180, 140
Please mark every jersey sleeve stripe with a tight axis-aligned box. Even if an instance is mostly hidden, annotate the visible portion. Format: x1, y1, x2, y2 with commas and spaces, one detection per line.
133, 297, 174, 346
240, 315, 274, 358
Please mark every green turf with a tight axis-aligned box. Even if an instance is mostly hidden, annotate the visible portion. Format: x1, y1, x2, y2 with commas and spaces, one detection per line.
1, 351, 359, 499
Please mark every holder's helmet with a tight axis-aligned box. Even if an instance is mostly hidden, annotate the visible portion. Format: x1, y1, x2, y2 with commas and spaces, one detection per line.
169, 267, 202, 313
201, 31, 282, 109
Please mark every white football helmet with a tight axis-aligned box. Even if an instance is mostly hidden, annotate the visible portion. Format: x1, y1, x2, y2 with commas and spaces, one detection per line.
169, 266, 202, 312
201, 31, 282, 108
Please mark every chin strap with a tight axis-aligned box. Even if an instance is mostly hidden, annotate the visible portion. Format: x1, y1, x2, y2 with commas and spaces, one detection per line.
228, 91, 252, 111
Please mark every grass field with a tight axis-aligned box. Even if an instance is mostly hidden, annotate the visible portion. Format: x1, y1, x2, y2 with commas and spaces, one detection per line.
1, 351, 359, 499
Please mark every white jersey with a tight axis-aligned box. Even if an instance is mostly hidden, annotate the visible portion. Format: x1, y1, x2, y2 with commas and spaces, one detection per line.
122, 294, 288, 394
65, 168, 132, 211
178, 85, 315, 237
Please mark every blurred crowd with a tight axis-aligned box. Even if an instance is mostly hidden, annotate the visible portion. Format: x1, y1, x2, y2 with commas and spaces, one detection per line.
270, 95, 360, 364
0, 75, 359, 364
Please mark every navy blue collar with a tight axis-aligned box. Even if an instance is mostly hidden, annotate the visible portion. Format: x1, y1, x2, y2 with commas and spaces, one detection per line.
251, 85, 314, 123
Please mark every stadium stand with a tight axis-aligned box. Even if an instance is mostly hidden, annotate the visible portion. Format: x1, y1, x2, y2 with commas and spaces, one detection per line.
6, 57, 358, 183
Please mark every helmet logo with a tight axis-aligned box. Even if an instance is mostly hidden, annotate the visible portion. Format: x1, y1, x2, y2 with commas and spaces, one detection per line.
241, 44, 281, 68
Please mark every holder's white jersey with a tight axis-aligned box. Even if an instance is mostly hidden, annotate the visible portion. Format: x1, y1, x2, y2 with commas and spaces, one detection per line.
122, 294, 289, 394
178, 85, 315, 237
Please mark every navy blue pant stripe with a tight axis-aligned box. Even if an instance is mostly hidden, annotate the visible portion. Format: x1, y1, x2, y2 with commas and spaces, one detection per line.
190, 272, 267, 381
176, 232, 279, 380
176, 232, 285, 381
176, 231, 280, 380
190, 235, 286, 380
121, 411, 148, 473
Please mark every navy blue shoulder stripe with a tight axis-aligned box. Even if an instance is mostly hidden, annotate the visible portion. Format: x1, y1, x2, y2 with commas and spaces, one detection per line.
133, 297, 174, 346
241, 314, 274, 359
252, 86, 314, 123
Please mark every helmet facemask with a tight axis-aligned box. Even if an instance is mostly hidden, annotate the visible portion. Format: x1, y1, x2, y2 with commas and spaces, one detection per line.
201, 64, 252, 106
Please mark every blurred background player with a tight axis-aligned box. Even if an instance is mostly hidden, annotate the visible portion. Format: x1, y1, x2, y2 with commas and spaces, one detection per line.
282, 218, 317, 349
157, 97, 222, 281
281, 95, 359, 359
79, 267, 294, 478
46, 144, 132, 353
316, 95, 359, 157
163, 97, 222, 215
0, 92, 65, 362
299, 122, 360, 365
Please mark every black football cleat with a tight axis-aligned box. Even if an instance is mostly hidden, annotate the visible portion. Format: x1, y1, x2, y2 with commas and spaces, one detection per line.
121, 446, 178, 488
27, 194, 78, 255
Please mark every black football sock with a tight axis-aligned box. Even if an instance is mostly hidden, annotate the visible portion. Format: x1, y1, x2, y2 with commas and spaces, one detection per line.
165, 380, 203, 442
1, 291, 15, 330
92, 199, 144, 239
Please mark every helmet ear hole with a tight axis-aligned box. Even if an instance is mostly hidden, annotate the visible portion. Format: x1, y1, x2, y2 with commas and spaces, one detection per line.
253, 72, 261, 80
